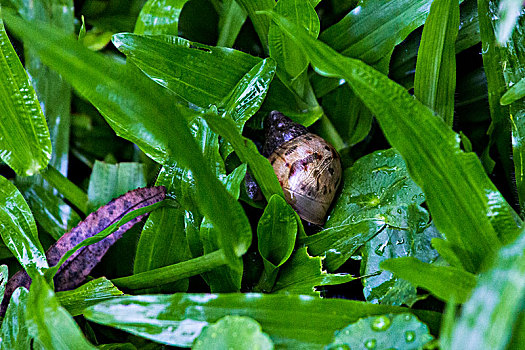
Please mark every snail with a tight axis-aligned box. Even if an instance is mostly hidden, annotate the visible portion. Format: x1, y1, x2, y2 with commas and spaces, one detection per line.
257, 111, 342, 225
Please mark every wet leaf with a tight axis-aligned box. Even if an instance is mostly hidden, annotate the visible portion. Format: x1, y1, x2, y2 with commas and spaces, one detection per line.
0, 287, 31, 350
268, 0, 319, 81
414, 0, 459, 126
26, 275, 96, 349
256, 195, 297, 292
0, 175, 47, 277
327, 313, 433, 350
112, 33, 259, 107
134, 0, 189, 35
272, 247, 355, 295
446, 224, 525, 349
56, 277, 124, 317
84, 293, 441, 348
0, 14, 51, 176
234, 0, 275, 50
361, 205, 440, 306
192, 316, 274, 350
217, 0, 247, 47
381, 257, 476, 303
501, 76, 525, 105
268, 12, 519, 272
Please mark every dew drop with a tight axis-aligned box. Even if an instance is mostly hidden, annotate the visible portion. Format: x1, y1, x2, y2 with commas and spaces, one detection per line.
371, 315, 391, 331
364, 338, 377, 349
405, 330, 416, 343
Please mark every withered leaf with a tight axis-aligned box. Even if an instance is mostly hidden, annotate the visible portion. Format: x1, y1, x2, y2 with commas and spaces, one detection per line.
0, 186, 166, 315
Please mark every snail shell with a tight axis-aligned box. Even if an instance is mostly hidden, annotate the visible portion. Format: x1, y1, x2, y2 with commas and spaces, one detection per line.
263, 111, 342, 225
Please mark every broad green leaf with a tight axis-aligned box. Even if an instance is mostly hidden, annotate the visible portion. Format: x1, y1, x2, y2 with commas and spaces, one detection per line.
381, 257, 476, 303
3, 11, 252, 266
112, 33, 260, 107
268, 0, 320, 81
495, 0, 524, 44
80, 27, 114, 51
0, 175, 47, 277
510, 112, 525, 216
234, 0, 275, 51
44, 200, 166, 280
219, 58, 277, 159
56, 277, 124, 317
134, 0, 189, 35
272, 247, 355, 295
87, 161, 146, 212
39, 165, 89, 215
414, 0, 459, 126
268, 12, 519, 272
0, 264, 7, 299
302, 149, 425, 271
84, 293, 441, 349
447, 225, 525, 349
217, 0, 247, 47
16, 0, 74, 178
0, 15, 51, 176
0, 287, 31, 350
327, 313, 433, 350
26, 275, 96, 349
361, 205, 440, 306
193, 316, 274, 350
256, 195, 297, 292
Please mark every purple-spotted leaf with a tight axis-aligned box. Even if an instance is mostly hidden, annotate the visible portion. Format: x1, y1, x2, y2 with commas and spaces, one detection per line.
0, 186, 166, 316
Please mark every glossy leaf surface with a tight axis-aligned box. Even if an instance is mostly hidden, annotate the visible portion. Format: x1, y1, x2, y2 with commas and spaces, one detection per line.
495, 0, 524, 44
56, 277, 124, 317
234, 0, 275, 50
193, 316, 274, 350
414, 0, 459, 125
269, 12, 519, 272
381, 257, 476, 303
0, 15, 51, 176
256, 195, 297, 291
112, 33, 259, 107
0, 287, 31, 350
134, 0, 189, 35
84, 293, 441, 348
0, 175, 47, 277
27, 275, 96, 349
448, 225, 525, 349
272, 247, 355, 295
327, 313, 433, 349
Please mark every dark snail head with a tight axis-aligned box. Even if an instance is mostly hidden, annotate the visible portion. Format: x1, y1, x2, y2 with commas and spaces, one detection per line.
262, 111, 308, 157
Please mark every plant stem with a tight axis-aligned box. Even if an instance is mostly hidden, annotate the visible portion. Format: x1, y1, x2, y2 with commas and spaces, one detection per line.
315, 114, 346, 152
111, 249, 228, 290
41, 165, 89, 215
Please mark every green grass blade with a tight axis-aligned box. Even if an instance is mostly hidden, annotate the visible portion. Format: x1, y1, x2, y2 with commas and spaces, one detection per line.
0, 15, 51, 176
446, 225, 525, 349
268, 12, 520, 272
134, 0, 189, 35
381, 257, 476, 303
27, 275, 96, 349
3, 11, 252, 265
0, 176, 48, 277
84, 293, 441, 348
414, 0, 459, 126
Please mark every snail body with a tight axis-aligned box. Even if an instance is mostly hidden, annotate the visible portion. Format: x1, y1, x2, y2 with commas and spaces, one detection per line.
262, 111, 342, 225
